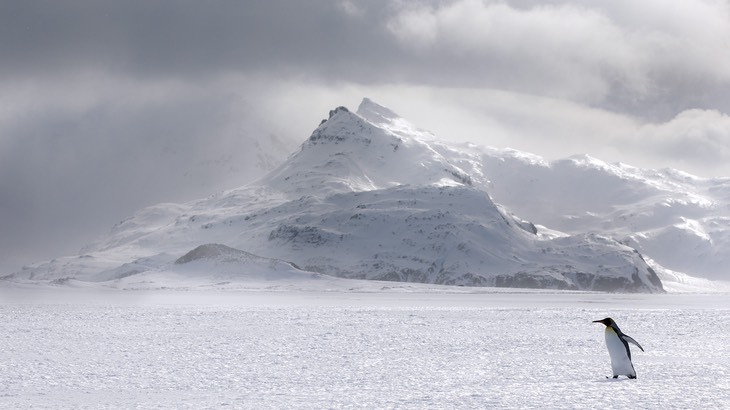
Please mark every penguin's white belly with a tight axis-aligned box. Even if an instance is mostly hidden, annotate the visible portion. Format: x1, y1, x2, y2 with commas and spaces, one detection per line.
605, 328, 635, 376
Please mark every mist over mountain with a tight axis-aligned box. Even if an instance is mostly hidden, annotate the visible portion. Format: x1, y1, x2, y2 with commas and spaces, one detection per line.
11, 98, 730, 293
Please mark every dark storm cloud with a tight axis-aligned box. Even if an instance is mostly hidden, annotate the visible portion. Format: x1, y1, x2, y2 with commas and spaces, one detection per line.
0, 81, 230, 266
2, 0, 729, 118
0, 0, 401, 81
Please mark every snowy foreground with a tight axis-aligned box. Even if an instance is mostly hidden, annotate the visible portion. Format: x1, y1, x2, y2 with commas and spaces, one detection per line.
2, 286, 729, 409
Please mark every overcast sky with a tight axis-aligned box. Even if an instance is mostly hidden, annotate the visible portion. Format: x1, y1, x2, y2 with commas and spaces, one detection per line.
2, 0, 730, 273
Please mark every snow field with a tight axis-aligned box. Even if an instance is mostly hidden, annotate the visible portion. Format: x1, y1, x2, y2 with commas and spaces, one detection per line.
1, 291, 729, 409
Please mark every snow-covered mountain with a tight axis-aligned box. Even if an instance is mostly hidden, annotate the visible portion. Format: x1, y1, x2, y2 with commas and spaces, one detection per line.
478, 154, 730, 282
357, 99, 730, 286
389, 132, 730, 282
6, 99, 669, 292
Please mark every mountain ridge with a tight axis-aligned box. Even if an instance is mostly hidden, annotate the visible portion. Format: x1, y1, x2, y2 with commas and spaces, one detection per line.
14, 98, 730, 292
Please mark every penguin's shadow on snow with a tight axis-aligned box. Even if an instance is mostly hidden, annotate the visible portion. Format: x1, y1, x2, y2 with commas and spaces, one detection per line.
594, 377, 636, 383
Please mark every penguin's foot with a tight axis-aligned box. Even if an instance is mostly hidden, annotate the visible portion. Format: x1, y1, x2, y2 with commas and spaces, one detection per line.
628, 375, 636, 379
606, 375, 619, 379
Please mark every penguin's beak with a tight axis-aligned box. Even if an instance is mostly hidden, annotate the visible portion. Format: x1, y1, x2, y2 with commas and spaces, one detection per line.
592, 319, 603, 324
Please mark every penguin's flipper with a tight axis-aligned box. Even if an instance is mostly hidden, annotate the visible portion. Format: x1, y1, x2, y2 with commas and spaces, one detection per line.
623, 334, 644, 352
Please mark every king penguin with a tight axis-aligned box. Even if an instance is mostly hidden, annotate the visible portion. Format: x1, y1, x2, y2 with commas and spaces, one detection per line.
593, 317, 644, 379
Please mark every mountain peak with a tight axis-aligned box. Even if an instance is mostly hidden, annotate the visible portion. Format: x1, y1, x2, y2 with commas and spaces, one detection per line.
323, 105, 350, 123
356, 98, 435, 140
357, 98, 400, 124
309, 103, 376, 146
256, 100, 486, 195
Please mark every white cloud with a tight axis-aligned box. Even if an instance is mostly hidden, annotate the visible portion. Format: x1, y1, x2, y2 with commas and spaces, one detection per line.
604, 0, 730, 79
338, 0, 365, 17
386, 0, 730, 110
635, 109, 730, 173
387, 1, 645, 102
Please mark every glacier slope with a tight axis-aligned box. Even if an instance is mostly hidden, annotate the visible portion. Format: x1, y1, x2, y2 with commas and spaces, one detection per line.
476, 154, 730, 281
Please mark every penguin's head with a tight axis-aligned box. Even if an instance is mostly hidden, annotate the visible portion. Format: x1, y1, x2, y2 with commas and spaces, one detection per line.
592, 317, 615, 327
